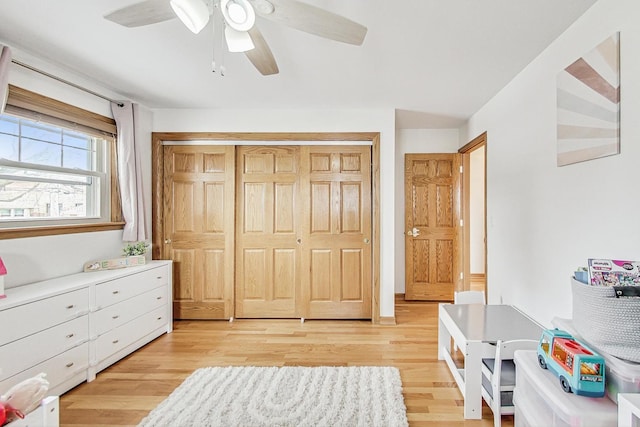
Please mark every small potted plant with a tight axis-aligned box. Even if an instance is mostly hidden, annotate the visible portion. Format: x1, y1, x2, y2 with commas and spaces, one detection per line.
122, 241, 149, 257
122, 241, 149, 266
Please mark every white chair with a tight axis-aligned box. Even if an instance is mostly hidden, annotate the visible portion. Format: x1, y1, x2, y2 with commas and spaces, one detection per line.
452, 290, 486, 352
481, 339, 539, 427
454, 290, 486, 305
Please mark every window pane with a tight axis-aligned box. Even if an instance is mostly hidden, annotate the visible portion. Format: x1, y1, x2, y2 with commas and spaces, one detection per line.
0, 116, 19, 136
0, 178, 97, 219
21, 139, 61, 166
63, 146, 91, 170
64, 131, 92, 150
21, 121, 62, 144
0, 134, 19, 161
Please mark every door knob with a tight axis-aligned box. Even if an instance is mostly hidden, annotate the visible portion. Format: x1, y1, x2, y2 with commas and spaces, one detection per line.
407, 227, 420, 237
164, 239, 172, 244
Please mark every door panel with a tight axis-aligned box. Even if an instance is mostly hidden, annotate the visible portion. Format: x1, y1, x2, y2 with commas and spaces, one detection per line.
301, 146, 372, 319
235, 146, 300, 318
405, 154, 461, 301
163, 145, 235, 319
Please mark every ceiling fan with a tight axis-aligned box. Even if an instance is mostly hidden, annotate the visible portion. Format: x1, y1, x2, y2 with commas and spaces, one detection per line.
104, 0, 368, 76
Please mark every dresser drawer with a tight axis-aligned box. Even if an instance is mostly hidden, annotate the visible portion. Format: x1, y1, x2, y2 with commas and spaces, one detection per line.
95, 266, 168, 309
92, 286, 168, 336
0, 342, 88, 394
94, 306, 167, 362
0, 316, 89, 381
0, 288, 89, 346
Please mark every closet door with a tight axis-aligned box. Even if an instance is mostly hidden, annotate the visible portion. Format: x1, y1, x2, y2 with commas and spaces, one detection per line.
300, 146, 372, 319
235, 146, 301, 318
163, 145, 235, 319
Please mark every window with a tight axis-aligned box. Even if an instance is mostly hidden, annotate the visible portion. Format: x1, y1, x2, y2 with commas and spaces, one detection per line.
0, 85, 123, 238
0, 115, 109, 223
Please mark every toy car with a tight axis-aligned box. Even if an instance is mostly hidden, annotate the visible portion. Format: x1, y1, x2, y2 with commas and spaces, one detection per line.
537, 328, 605, 397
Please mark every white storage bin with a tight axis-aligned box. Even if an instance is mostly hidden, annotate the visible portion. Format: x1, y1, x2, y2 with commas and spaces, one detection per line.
552, 317, 640, 402
513, 350, 617, 427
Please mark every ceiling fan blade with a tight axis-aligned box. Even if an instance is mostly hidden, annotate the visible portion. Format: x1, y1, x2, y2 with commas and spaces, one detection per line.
104, 0, 176, 27
249, 0, 367, 45
244, 27, 279, 75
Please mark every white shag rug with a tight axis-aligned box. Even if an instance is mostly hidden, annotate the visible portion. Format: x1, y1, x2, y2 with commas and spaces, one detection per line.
138, 366, 409, 427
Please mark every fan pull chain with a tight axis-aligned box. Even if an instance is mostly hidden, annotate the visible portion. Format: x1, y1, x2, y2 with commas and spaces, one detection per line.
211, 1, 226, 76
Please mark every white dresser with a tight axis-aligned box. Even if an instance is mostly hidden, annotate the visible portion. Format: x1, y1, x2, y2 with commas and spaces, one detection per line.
0, 261, 172, 397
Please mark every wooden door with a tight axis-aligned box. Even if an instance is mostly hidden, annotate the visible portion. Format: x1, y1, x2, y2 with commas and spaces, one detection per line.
235, 146, 300, 318
404, 154, 461, 301
162, 145, 235, 319
300, 146, 372, 319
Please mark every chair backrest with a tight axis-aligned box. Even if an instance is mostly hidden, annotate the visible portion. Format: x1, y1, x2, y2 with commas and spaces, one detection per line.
485, 339, 539, 427
454, 290, 485, 305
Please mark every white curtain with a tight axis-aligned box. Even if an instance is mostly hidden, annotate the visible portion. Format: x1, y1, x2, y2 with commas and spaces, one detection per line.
0, 44, 12, 114
111, 101, 148, 242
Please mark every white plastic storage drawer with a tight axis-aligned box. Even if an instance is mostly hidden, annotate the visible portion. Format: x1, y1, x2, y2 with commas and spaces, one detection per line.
603, 353, 640, 403
92, 286, 168, 336
513, 350, 617, 427
0, 316, 89, 381
0, 288, 89, 346
94, 266, 168, 309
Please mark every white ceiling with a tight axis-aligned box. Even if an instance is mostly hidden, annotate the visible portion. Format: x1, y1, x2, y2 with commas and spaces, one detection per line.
0, 0, 597, 128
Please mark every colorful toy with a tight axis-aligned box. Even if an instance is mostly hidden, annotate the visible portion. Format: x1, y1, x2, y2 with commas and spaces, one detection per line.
537, 328, 606, 397
0, 373, 49, 423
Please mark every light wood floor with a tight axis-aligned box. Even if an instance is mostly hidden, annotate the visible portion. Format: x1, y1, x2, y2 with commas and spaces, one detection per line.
60, 297, 511, 426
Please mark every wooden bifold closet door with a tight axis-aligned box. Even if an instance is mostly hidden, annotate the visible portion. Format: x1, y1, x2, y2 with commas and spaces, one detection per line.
299, 146, 372, 320
234, 146, 300, 318
165, 144, 372, 320
163, 145, 235, 319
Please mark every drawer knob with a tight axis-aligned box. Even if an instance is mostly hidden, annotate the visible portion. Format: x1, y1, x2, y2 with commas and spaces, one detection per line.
66, 304, 75, 309
157, 317, 162, 320
112, 290, 120, 295
66, 362, 74, 368
156, 276, 162, 279
156, 296, 162, 300
112, 315, 120, 319
66, 333, 75, 338
112, 339, 119, 344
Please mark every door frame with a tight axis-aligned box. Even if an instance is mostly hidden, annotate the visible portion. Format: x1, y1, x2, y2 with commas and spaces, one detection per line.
151, 132, 382, 323
458, 132, 487, 294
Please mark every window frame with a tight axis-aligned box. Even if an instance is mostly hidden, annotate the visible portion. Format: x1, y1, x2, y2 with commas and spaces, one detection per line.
0, 85, 124, 239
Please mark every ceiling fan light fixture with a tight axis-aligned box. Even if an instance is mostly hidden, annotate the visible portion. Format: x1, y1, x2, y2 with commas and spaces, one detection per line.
221, 0, 255, 31
170, 0, 210, 34
224, 26, 255, 52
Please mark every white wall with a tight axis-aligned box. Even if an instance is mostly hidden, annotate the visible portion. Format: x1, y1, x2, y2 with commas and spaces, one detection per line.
394, 128, 460, 293
153, 108, 398, 318
462, 0, 640, 325
470, 146, 485, 274
1, 48, 153, 288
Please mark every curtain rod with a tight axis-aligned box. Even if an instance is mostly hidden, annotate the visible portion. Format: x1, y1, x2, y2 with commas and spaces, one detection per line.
11, 59, 124, 107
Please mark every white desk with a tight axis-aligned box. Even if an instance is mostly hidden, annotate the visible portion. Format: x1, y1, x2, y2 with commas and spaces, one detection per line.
438, 304, 543, 419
